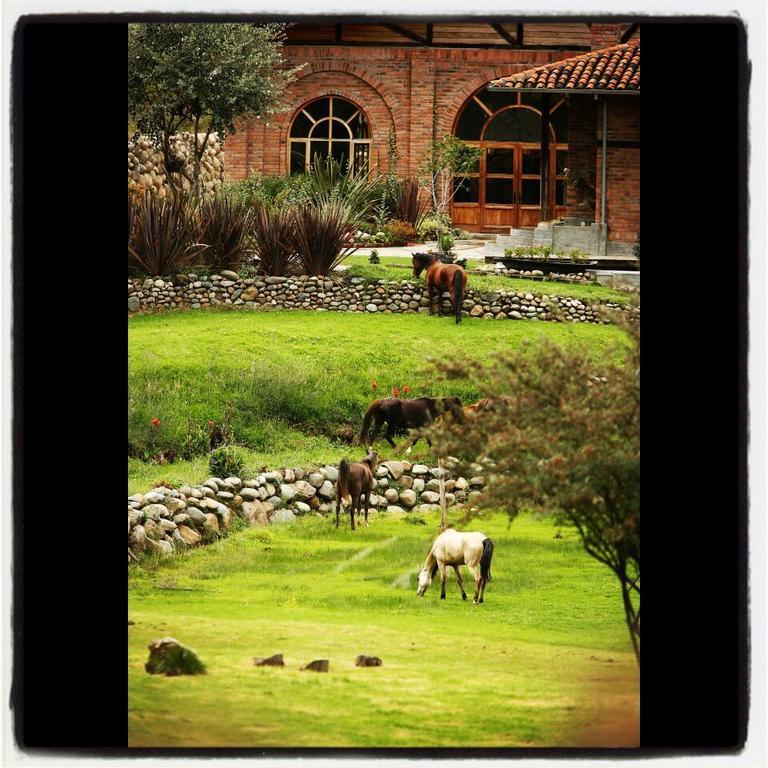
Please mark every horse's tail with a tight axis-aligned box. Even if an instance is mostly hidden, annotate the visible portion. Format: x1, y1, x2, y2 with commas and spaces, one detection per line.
454, 269, 464, 324
358, 399, 381, 444
337, 458, 351, 501
480, 537, 494, 582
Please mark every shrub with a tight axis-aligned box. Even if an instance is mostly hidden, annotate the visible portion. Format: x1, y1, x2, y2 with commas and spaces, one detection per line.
417, 211, 460, 241
438, 233, 454, 254
128, 190, 207, 276
384, 219, 418, 247
291, 200, 358, 277
388, 177, 426, 229
209, 445, 244, 478
195, 195, 253, 271
250, 201, 297, 276
368, 249, 380, 265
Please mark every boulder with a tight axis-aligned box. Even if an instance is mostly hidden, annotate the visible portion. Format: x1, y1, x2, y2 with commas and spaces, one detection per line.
280, 484, 296, 502
165, 497, 186, 514
129, 524, 148, 553
177, 524, 202, 547
142, 491, 165, 505
293, 481, 317, 500
307, 472, 325, 488
420, 491, 440, 504
271, 509, 296, 524
322, 466, 339, 482
317, 481, 335, 500
381, 461, 404, 480
145, 638, 205, 676
399, 489, 417, 508
294, 501, 311, 515
386, 505, 405, 515
411, 464, 429, 475
384, 488, 399, 504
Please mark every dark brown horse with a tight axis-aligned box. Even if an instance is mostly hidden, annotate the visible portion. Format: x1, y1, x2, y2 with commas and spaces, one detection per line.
412, 253, 468, 324
358, 397, 463, 449
335, 450, 378, 530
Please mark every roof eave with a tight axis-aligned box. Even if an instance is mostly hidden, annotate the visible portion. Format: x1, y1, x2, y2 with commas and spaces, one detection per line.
486, 85, 640, 95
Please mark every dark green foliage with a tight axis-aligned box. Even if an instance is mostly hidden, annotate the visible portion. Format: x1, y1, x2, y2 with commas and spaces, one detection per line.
368, 250, 380, 265
209, 445, 245, 478
389, 178, 426, 229
196, 196, 253, 271
145, 639, 206, 676
128, 190, 207, 276
128, 23, 299, 197
250, 201, 297, 276
291, 200, 358, 277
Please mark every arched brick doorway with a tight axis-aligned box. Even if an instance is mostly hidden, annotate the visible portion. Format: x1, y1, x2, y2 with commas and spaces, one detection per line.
451, 88, 568, 231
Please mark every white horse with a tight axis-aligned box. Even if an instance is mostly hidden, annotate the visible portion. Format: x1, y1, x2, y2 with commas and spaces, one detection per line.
416, 528, 494, 603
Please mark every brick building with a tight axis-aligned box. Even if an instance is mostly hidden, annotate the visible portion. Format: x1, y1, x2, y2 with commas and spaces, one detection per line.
224, 21, 640, 260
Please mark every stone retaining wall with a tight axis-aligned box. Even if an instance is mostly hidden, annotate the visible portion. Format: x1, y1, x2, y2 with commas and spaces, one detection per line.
128, 133, 224, 199
127, 272, 638, 324
128, 461, 484, 562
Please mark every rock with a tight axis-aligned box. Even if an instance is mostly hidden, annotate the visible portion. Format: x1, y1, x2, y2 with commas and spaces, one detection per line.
415, 504, 441, 514
177, 524, 201, 547
267, 496, 283, 509
322, 465, 338, 482
128, 509, 143, 527
280, 484, 296, 502
375, 466, 389, 478
386, 505, 405, 515
294, 501, 311, 515
166, 498, 186, 514
469, 476, 486, 487
412, 478, 425, 493
142, 504, 167, 522
381, 461, 405, 480
454, 477, 469, 490
300, 659, 329, 672
240, 286, 259, 302
186, 507, 207, 526
253, 653, 285, 667
355, 655, 382, 667
429, 467, 447, 478
283, 468, 295, 483
420, 491, 440, 504
145, 637, 205, 676
220, 270, 240, 281
293, 481, 317, 500
142, 490, 165, 505
128, 493, 144, 505
509, 311, 523, 320
425, 479, 441, 492
384, 488, 399, 504
411, 464, 429, 475
224, 476, 243, 491
240, 488, 260, 501
158, 519, 177, 532
307, 472, 324, 488
241, 500, 273, 523
366, 304, 378, 312
470, 305, 484, 317
129, 524, 148, 553
399, 475, 413, 489
216, 491, 234, 502
399, 489, 417, 508
128, 296, 140, 312
203, 513, 220, 532
271, 509, 296, 524
318, 480, 335, 500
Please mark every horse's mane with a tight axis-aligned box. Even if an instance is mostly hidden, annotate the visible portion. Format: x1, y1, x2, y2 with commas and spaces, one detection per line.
413, 252, 438, 265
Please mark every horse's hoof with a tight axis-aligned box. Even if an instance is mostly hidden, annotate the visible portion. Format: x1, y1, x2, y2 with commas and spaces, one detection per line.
440, 594, 446, 600
462, 594, 467, 600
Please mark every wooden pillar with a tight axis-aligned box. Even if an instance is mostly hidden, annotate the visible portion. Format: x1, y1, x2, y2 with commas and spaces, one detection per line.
540, 93, 551, 221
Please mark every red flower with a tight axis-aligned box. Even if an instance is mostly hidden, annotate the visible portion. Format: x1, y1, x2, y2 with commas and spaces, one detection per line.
371, 381, 378, 391
151, 417, 161, 428
402, 386, 411, 395
392, 387, 399, 397
208, 420, 216, 427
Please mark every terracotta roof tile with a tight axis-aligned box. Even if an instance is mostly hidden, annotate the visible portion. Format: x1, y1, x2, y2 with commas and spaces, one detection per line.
490, 40, 640, 92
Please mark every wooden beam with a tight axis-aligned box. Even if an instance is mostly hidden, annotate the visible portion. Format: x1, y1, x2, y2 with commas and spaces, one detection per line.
621, 23, 640, 42
490, 23, 518, 47
517, 23, 524, 46
427, 23, 433, 45
334, 23, 342, 44
540, 93, 551, 222
384, 24, 428, 45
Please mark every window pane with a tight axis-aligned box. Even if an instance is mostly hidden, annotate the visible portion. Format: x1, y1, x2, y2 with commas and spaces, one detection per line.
290, 112, 313, 138
332, 119, 351, 139
353, 144, 369, 174
485, 178, 514, 204
486, 148, 514, 174
310, 141, 329, 166
305, 98, 330, 120
290, 142, 307, 175
556, 179, 566, 206
521, 149, 541, 175
331, 142, 351, 171
453, 177, 479, 203
521, 178, 541, 205
556, 150, 568, 175
456, 100, 487, 140
484, 107, 541, 142
475, 89, 518, 114
352, 113, 369, 139
332, 97, 356, 121
310, 119, 330, 139
550, 103, 568, 142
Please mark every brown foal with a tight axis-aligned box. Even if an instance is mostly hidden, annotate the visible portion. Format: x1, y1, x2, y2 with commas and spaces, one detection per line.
335, 450, 378, 530
412, 253, 468, 324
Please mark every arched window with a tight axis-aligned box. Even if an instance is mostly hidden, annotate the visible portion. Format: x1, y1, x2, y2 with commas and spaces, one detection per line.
451, 90, 569, 230
288, 96, 370, 175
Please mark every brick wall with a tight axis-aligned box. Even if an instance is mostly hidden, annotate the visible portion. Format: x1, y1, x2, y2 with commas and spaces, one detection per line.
595, 96, 640, 243
564, 95, 597, 223
222, 44, 592, 181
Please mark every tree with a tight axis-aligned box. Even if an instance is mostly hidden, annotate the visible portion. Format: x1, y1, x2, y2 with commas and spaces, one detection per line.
418, 134, 481, 254
430, 319, 640, 663
128, 23, 300, 198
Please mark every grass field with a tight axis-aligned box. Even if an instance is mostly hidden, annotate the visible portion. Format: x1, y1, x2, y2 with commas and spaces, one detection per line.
128, 509, 639, 747
341, 254, 632, 304
128, 311, 629, 493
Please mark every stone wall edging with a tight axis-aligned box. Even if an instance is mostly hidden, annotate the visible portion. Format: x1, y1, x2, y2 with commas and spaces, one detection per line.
128, 271, 639, 324
128, 460, 485, 562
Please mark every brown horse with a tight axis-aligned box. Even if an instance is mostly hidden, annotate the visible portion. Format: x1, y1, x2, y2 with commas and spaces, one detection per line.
412, 253, 468, 324
464, 395, 516, 418
358, 396, 463, 449
335, 450, 378, 530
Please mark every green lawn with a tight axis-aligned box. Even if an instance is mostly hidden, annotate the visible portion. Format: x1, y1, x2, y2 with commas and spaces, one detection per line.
341, 254, 632, 304
128, 310, 629, 493
129, 510, 639, 747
